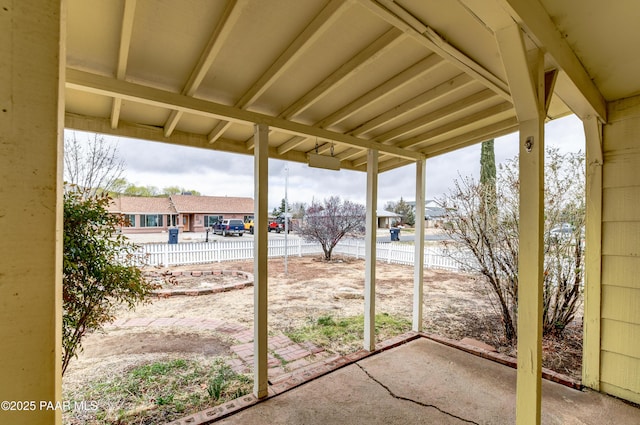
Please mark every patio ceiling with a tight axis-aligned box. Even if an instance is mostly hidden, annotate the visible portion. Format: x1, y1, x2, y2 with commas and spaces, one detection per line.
65, 0, 639, 172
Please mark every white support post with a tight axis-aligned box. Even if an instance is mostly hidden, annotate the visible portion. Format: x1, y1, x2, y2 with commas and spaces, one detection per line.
364, 149, 378, 351
253, 123, 269, 398
413, 159, 426, 332
496, 24, 545, 425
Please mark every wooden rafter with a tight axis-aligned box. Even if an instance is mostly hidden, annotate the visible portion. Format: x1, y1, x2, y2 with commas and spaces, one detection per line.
375, 89, 498, 143
315, 54, 444, 129
282, 53, 446, 157
422, 116, 519, 157
207, 0, 351, 143
361, 0, 511, 101
110, 0, 137, 129
498, 0, 607, 121
350, 73, 476, 137
279, 27, 405, 120
66, 69, 423, 160
164, 0, 247, 137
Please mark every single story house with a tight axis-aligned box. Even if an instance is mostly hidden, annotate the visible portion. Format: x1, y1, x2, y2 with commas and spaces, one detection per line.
108, 195, 254, 233
170, 194, 254, 233
108, 196, 177, 234
407, 200, 447, 227
377, 209, 402, 228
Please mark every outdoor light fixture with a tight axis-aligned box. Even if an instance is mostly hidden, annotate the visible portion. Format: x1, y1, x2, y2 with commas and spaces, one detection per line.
308, 141, 341, 170
308, 153, 341, 170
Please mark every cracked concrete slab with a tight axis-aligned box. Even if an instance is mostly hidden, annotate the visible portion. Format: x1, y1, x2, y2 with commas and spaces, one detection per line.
215, 338, 639, 424
216, 362, 466, 424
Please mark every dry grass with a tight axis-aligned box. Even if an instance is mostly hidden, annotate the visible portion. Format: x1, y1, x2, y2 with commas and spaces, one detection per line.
63, 255, 583, 423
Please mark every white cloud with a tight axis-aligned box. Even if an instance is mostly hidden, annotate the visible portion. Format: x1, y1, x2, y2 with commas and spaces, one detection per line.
66, 114, 585, 210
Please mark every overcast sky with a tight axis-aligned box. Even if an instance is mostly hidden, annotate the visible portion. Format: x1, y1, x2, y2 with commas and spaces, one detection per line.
67, 114, 585, 210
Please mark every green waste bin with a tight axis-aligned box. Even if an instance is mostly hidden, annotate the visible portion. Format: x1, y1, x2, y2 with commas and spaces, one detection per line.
168, 228, 179, 244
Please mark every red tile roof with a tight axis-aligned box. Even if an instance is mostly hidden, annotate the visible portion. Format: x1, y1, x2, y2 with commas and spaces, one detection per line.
108, 196, 175, 214
169, 195, 254, 214
108, 195, 254, 214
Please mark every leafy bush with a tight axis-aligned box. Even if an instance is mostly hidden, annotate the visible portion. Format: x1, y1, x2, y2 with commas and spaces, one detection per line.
62, 188, 154, 374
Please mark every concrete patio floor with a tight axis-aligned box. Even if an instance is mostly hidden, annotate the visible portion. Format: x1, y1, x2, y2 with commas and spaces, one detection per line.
202, 337, 639, 425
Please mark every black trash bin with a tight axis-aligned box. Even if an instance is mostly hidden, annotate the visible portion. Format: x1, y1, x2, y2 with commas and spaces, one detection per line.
168, 228, 179, 244
390, 227, 400, 241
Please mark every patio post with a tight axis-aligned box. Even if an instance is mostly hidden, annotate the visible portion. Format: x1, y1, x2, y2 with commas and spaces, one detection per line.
496, 24, 546, 425
364, 149, 378, 351
0, 1, 64, 424
583, 115, 603, 390
413, 158, 426, 331
253, 123, 269, 398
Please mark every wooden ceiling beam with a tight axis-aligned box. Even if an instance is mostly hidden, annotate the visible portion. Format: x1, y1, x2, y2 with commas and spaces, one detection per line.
207, 0, 351, 143
402, 101, 514, 150
350, 73, 476, 137
164, 0, 247, 138
65, 113, 368, 172
422, 117, 519, 157
66, 69, 424, 160
315, 54, 445, 130
110, 0, 137, 130
361, 0, 511, 101
459, 0, 606, 121
374, 89, 497, 143
500, 0, 606, 121
279, 27, 405, 120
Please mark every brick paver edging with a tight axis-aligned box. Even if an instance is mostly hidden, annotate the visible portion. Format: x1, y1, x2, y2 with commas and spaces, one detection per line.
421, 333, 583, 390
166, 332, 421, 425
149, 270, 253, 297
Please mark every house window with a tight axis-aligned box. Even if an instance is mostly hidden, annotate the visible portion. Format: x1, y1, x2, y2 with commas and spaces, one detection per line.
204, 215, 223, 227
140, 214, 163, 227
124, 214, 136, 227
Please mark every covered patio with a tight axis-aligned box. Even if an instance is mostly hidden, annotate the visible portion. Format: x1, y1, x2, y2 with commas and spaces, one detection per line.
189, 336, 637, 425
2, 1, 639, 424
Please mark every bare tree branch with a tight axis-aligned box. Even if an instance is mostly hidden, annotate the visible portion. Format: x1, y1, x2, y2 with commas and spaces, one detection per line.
64, 133, 126, 197
295, 197, 365, 261
440, 149, 585, 343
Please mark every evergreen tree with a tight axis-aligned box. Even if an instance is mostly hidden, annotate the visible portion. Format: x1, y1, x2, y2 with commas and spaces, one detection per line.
480, 139, 497, 221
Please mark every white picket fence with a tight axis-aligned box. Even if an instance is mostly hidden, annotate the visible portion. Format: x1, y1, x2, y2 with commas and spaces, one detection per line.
334, 239, 476, 271
134, 238, 475, 272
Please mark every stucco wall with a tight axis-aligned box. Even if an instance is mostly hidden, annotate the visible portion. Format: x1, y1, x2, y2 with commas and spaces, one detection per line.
600, 95, 640, 403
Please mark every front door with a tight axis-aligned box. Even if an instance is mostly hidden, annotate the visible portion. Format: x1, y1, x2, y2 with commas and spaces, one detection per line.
182, 214, 190, 232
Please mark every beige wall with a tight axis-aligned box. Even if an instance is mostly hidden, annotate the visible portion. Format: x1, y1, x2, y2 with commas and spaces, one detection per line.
600, 94, 640, 404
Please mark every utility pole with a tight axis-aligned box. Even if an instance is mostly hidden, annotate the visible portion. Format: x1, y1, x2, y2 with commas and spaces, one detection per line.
284, 165, 289, 275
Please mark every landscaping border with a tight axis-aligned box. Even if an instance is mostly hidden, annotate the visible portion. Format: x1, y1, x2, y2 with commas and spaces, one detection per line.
148, 270, 253, 297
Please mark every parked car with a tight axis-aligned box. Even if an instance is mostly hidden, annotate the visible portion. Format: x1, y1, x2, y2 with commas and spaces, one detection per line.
244, 220, 254, 234
212, 219, 245, 237
549, 223, 575, 241
268, 219, 283, 233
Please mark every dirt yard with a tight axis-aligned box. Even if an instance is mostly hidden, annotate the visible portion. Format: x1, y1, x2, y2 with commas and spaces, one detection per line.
63, 255, 582, 423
